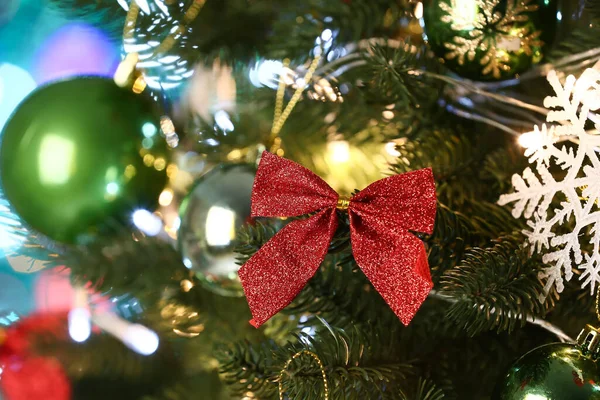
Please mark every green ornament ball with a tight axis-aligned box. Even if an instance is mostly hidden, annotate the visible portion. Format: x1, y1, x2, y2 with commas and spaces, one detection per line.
178, 163, 256, 297
493, 342, 600, 400
0, 76, 169, 244
424, 0, 558, 81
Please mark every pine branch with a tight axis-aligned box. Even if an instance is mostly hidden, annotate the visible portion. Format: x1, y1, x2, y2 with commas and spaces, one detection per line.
391, 126, 484, 207
0, 190, 62, 269
402, 379, 447, 400
235, 219, 283, 266
48, 0, 405, 65
58, 231, 191, 311
217, 340, 279, 398
218, 323, 416, 400
362, 43, 440, 106
439, 237, 548, 336
547, 25, 600, 64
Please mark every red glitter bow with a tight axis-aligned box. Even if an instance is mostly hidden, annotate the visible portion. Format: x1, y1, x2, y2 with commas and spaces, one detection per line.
239, 152, 437, 328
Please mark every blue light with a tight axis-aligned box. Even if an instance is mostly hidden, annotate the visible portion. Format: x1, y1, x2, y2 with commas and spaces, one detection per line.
142, 122, 158, 138
0, 63, 36, 132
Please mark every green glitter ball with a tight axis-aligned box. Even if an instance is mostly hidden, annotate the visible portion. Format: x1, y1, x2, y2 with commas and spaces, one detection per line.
424, 0, 558, 81
0, 76, 169, 244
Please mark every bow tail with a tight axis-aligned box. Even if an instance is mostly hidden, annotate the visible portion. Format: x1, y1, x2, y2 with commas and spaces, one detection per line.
350, 217, 432, 325
238, 208, 338, 328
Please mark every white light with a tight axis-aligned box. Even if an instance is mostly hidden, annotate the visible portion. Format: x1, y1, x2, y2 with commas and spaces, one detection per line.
117, 0, 129, 11
124, 324, 160, 356
204, 138, 219, 147
327, 141, 351, 164
132, 209, 163, 236
158, 189, 174, 207
414, 2, 424, 19
385, 142, 401, 157
524, 395, 548, 400
68, 308, 91, 343
134, 0, 150, 14
556, 11, 562, 21
214, 110, 235, 132
205, 206, 236, 246
183, 258, 193, 269
92, 313, 159, 356
321, 29, 333, 42
106, 182, 119, 195
249, 60, 283, 89
142, 122, 158, 138
518, 130, 542, 149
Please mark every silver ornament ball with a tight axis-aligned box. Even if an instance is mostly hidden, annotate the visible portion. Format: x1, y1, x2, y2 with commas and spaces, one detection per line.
178, 163, 255, 296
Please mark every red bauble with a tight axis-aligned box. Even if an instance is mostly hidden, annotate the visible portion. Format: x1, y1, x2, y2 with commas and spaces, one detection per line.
0, 356, 71, 400
0, 313, 71, 400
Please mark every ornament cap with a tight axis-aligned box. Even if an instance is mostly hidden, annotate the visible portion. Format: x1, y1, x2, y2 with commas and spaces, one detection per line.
577, 324, 600, 357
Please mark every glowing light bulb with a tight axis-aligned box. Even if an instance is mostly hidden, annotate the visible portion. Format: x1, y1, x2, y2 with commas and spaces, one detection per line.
327, 140, 351, 164
142, 122, 158, 138
518, 130, 542, 149
92, 313, 159, 355
132, 209, 162, 236
385, 142, 401, 157
158, 189, 174, 206
123, 324, 160, 355
68, 308, 91, 343
106, 182, 119, 195
249, 60, 283, 89
214, 110, 234, 132
414, 2, 424, 19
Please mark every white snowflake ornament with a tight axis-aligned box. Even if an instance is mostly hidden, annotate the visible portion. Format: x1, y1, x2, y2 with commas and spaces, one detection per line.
498, 64, 600, 298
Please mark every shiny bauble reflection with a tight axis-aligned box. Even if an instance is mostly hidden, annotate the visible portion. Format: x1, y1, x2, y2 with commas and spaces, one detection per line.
493, 343, 600, 400
0, 76, 169, 244
178, 163, 255, 297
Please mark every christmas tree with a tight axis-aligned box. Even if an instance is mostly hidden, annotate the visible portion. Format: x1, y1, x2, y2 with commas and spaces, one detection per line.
1, 0, 600, 399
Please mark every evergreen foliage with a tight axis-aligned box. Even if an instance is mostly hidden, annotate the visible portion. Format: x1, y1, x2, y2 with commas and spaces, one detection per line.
3, 0, 597, 398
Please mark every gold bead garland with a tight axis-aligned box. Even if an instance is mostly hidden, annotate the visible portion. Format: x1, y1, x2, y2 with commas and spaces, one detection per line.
269, 54, 322, 155
278, 350, 329, 400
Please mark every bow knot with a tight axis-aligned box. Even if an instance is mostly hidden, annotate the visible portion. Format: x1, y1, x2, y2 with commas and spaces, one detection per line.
336, 196, 351, 211
239, 151, 437, 328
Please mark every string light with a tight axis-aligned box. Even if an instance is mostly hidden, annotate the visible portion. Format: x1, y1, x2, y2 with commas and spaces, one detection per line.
518, 130, 542, 149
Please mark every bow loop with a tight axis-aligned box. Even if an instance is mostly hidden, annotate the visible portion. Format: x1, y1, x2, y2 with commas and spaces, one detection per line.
349, 168, 436, 235
251, 152, 338, 218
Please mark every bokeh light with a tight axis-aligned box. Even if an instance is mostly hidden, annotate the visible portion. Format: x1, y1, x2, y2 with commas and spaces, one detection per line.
32, 22, 119, 84
0, 63, 36, 131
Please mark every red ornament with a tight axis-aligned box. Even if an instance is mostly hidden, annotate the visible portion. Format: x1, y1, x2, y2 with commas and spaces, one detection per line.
0, 313, 71, 400
0, 356, 71, 400
238, 152, 437, 327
